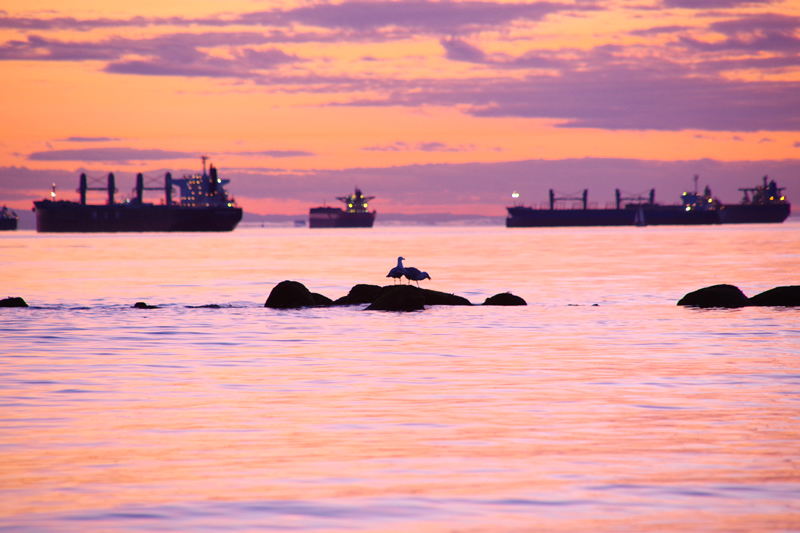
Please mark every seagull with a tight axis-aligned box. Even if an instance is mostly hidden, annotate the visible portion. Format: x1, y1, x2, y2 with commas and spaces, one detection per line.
386, 256, 406, 284
403, 266, 431, 287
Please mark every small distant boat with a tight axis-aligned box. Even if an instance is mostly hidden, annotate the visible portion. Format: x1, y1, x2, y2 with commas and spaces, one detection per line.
634, 206, 646, 227
0, 205, 18, 231
309, 187, 376, 228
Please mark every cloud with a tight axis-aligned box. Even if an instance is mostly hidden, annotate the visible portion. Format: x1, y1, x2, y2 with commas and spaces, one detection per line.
343, 53, 800, 131
4, 159, 800, 211
227, 150, 315, 158
60, 136, 122, 142
630, 25, 692, 36
27, 147, 196, 162
246, 1, 581, 34
759, 137, 774, 143
362, 141, 474, 152
441, 37, 487, 62
794, 142, 800, 147
0, 2, 586, 35
661, 0, 775, 8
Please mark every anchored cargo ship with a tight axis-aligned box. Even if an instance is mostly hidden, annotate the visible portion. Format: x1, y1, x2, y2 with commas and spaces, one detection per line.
0, 205, 18, 230
33, 158, 242, 233
309, 188, 376, 228
506, 177, 790, 228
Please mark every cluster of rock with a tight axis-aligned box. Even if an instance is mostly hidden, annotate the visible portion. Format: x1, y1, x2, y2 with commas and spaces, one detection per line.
677, 284, 800, 308
264, 281, 526, 311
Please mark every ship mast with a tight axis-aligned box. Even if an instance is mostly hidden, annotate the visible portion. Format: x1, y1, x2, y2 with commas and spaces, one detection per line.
201, 155, 208, 177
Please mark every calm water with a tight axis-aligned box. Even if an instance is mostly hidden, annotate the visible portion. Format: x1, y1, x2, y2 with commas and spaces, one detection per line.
2, 224, 800, 532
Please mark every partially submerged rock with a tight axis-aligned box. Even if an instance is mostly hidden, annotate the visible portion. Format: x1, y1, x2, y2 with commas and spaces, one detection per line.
677, 284, 750, 308
265, 280, 317, 309
0, 296, 28, 308
416, 287, 471, 306
748, 286, 800, 307
311, 292, 334, 307
483, 292, 527, 306
332, 284, 382, 306
132, 301, 159, 309
366, 285, 426, 312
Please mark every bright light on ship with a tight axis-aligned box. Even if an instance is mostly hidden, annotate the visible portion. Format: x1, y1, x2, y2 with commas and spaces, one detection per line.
512, 191, 519, 199
685, 206, 691, 211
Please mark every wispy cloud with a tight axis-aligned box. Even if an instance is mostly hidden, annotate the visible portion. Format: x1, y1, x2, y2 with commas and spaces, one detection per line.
226, 150, 315, 158
28, 147, 196, 161
59, 136, 122, 142
661, 0, 775, 8
0, 1, 586, 34
362, 141, 475, 152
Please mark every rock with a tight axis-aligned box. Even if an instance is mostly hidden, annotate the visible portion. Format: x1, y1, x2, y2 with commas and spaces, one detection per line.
366, 285, 426, 311
677, 284, 750, 308
332, 284, 383, 306
748, 286, 800, 307
0, 297, 28, 307
368, 285, 472, 306
483, 292, 527, 306
132, 301, 159, 309
311, 292, 334, 307
418, 288, 472, 306
265, 280, 317, 309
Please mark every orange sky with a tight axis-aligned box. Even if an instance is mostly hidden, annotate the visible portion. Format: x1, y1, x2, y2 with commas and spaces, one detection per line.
2, 0, 799, 214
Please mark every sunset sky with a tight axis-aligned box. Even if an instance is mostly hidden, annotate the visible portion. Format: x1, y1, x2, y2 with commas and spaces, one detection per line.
2, 0, 799, 215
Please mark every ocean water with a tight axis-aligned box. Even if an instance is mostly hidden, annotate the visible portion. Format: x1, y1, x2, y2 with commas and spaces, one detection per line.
2, 223, 799, 532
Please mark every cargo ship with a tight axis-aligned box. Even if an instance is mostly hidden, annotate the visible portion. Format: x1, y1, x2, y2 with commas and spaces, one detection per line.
717, 176, 791, 223
507, 181, 720, 228
0, 205, 18, 230
309, 187, 376, 228
33, 158, 242, 233
506, 177, 790, 228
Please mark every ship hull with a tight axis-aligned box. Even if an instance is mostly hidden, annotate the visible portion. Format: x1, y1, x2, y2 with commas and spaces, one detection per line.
34, 201, 242, 233
506, 206, 719, 228
309, 207, 375, 228
0, 218, 17, 230
718, 204, 790, 224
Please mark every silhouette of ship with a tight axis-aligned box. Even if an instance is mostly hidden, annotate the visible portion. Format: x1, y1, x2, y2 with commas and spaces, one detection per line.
33, 157, 242, 233
309, 187, 376, 228
507, 176, 789, 228
0, 205, 18, 231
718, 176, 791, 223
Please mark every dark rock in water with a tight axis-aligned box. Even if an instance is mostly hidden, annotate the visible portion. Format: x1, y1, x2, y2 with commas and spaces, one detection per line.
749, 286, 800, 307
370, 285, 471, 306
333, 284, 383, 306
311, 292, 334, 307
0, 297, 28, 307
133, 301, 159, 309
483, 292, 527, 306
265, 280, 317, 309
366, 285, 426, 312
419, 288, 472, 306
186, 304, 222, 309
677, 284, 749, 308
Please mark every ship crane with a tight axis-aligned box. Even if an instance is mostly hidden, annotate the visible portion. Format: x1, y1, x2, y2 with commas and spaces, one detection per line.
549, 189, 588, 210
78, 173, 118, 205
615, 189, 655, 209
